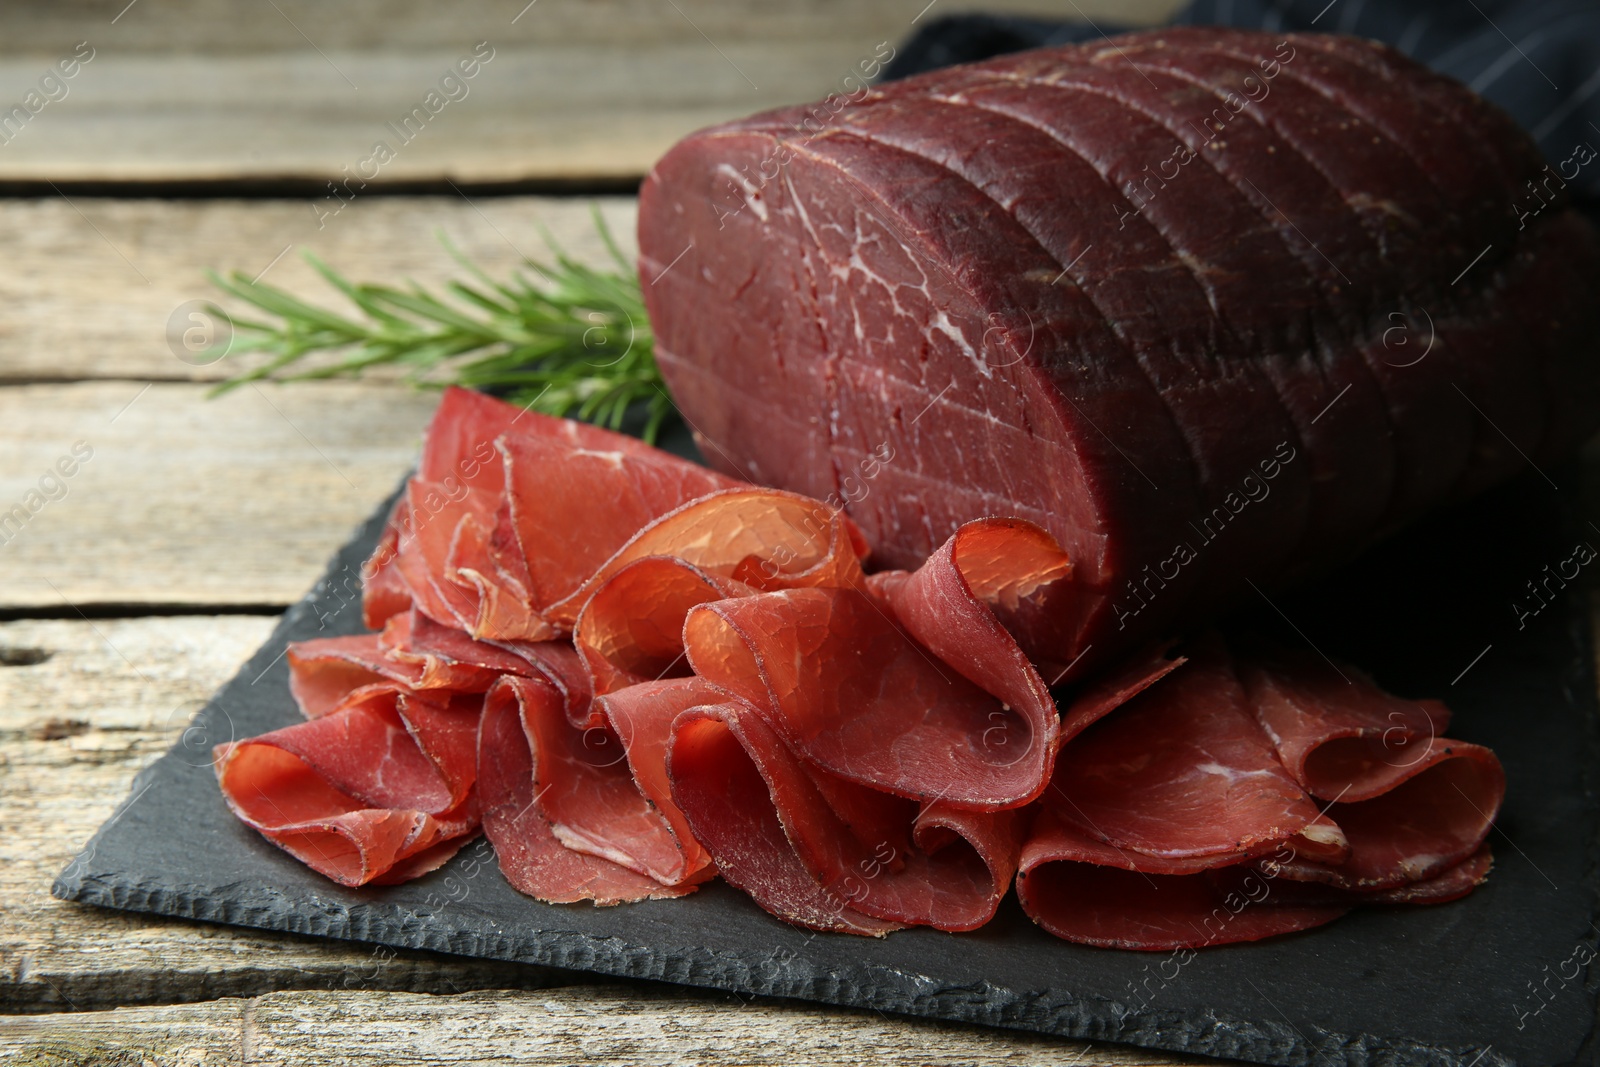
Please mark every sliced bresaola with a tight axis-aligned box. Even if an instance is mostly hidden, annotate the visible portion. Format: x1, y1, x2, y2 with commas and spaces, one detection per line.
671, 700, 1022, 933
553, 488, 868, 627
361, 502, 413, 631
501, 432, 743, 628
371, 387, 521, 634
570, 490, 866, 696
519, 676, 725, 887
559, 678, 729, 885
476, 675, 698, 903
286, 609, 547, 718
1056, 641, 1188, 744
1260, 844, 1495, 907
574, 556, 753, 695
1240, 649, 1505, 890
880, 519, 1065, 771
392, 474, 495, 633
1017, 817, 1350, 951
1239, 646, 1454, 801
1048, 636, 1322, 861
213, 684, 481, 886
684, 586, 1050, 810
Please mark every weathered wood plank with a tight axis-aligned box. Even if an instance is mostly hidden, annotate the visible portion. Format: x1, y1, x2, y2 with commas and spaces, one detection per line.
0, 195, 639, 383
0, 381, 437, 610
0, 987, 1186, 1066
0, 1, 1183, 184
0, 617, 569, 1012
0, 0, 1186, 52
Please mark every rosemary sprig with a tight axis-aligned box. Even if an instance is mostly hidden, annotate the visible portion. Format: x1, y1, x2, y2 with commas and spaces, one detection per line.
206, 208, 673, 442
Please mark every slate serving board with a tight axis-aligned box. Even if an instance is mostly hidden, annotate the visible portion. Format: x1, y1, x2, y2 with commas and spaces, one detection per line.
54, 439, 1600, 1067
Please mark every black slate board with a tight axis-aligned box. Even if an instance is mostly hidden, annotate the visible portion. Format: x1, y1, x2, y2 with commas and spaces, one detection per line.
54, 448, 1600, 1067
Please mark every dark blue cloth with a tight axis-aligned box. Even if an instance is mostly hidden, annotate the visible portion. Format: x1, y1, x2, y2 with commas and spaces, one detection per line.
882, 1, 1600, 211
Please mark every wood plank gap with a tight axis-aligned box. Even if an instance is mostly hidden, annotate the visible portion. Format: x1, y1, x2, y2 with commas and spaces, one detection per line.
0, 603, 289, 622
0, 176, 646, 200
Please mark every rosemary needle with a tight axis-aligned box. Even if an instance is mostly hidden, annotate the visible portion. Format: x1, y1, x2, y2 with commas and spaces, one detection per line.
206, 207, 674, 442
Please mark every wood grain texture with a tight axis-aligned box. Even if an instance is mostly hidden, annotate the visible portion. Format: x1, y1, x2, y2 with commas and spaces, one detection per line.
0, 617, 569, 1013
0, 381, 438, 610
0, 195, 639, 383
0, 987, 1184, 1066
0, 0, 1187, 52
0, 0, 1184, 184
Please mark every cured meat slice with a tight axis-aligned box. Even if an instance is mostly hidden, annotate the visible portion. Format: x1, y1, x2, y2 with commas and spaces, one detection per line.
683, 586, 1049, 810
213, 685, 481, 886
1240, 647, 1453, 801
1057, 642, 1187, 744
501, 432, 742, 627
1271, 742, 1503, 891
1262, 844, 1494, 907
557, 488, 868, 626
671, 701, 1022, 931
639, 27, 1600, 677
1239, 649, 1504, 889
882, 519, 1066, 738
1016, 818, 1348, 951
379, 609, 536, 684
361, 504, 413, 630
574, 557, 748, 695
287, 610, 547, 717
477, 675, 692, 904
391, 474, 492, 633
596, 679, 732, 881
286, 634, 398, 719
524, 676, 724, 887
1049, 638, 1320, 860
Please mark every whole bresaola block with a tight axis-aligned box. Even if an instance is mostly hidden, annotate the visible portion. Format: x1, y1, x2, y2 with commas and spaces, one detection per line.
638, 28, 1600, 680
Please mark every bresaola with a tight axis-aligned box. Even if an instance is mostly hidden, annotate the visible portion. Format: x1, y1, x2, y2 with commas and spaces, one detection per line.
215, 388, 1504, 949
638, 27, 1600, 685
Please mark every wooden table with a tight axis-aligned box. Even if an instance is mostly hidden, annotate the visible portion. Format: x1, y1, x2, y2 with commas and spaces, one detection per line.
0, 1, 1577, 1063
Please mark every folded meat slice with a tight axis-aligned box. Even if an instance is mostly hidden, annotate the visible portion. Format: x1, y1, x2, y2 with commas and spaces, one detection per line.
1050, 637, 1321, 860
286, 609, 555, 717
1270, 743, 1503, 891
286, 634, 402, 719
881, 519, 1064, 770
361, 503, 413, 630
1240, 647, 1452, 800
213, 685, 481, 886
501, 433, 742, 624
1057, 642, 1188, 743
684, 586, 1051, 810
378, 609, 539, 684
556, 488, 868, 623
1017, 818, 1349, 951
535, 678, 725, 886
671, 700, 1021, 933
1240, 650, 1504, 889
1262, 844, 1494, 907
476, 675, 699, 903
575, 557, 750, 695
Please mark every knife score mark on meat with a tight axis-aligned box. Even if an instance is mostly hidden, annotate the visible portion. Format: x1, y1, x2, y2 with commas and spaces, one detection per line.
639, 27, 1600, 683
